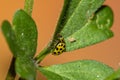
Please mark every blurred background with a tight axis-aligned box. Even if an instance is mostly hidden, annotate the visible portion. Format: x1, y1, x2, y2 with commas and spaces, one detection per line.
0, 0, 120, 80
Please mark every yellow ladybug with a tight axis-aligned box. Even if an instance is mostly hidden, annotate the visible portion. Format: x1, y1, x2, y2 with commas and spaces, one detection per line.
52, 37, 66, 55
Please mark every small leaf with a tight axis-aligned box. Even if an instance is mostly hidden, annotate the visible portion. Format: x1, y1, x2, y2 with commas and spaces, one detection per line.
12, 9, 38, 57
38, 60, 114, 80
105, 69, 120, 80
15, 57, 36, 80
1, 20, 23, 57
24, 0, 34, 15
65, 6, 114, 51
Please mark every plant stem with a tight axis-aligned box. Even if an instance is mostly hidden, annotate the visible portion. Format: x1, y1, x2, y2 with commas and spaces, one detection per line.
24, 0, 34, 16
6, 57, 16, 80
35, 47, 51, 64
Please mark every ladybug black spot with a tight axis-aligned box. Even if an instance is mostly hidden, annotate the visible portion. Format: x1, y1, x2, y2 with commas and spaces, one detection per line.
58, 52, 60, 54
61, 44, 63, 46
56, 48, 58, 50
60, 48, 62, 50
53, 52, 56, 54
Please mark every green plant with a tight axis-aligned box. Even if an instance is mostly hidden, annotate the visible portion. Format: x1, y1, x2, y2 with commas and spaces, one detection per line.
1, 0, 120, 80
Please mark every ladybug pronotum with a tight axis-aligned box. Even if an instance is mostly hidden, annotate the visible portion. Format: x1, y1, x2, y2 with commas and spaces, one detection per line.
52, 37, 65, 55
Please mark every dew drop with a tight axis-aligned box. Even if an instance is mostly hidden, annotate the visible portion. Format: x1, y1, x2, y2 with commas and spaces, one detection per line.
96, 75, 100, 78
106, 19, 110, 27
21, 33, 24, 36
21, 47, 25, 51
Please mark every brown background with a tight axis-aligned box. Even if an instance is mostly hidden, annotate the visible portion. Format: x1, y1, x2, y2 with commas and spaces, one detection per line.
0, 0, 120, 80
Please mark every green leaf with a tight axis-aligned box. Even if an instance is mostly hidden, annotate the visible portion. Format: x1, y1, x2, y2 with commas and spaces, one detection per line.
11, 10, 38, 79
50, 0, 114, 52
105, 69, 120, 80
2, 10, 37, 80
38, 60, 114, 80
12, 9, 38, 57
65, 6, 114, 51
53, 0, 105, 38
1, 20, 23, 57
15, 57, 36, 80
